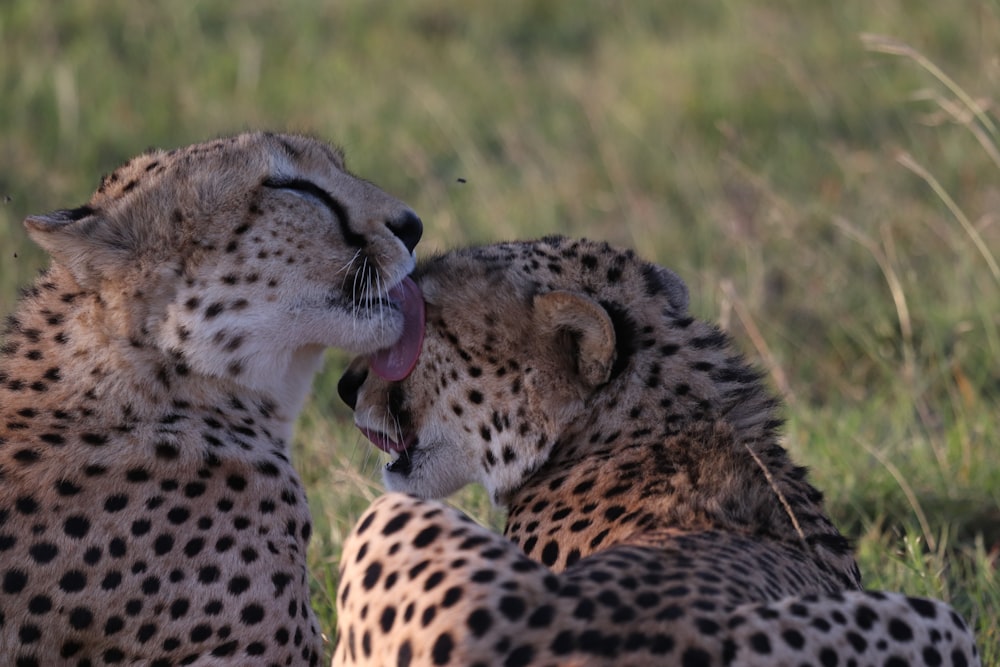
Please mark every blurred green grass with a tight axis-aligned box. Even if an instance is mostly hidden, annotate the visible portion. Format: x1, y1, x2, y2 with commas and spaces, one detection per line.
2, 1, 998, 661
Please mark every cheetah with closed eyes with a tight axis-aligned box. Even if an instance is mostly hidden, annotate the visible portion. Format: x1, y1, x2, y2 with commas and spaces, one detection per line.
335, 237, 980, 666
0, 132, 425, 665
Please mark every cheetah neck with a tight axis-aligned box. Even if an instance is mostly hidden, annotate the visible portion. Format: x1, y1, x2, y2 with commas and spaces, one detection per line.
0, 266, 303, 439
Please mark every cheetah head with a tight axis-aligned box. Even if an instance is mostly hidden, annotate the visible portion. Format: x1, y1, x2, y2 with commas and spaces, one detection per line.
338, 236, 689, 504
23, 132, 422, 399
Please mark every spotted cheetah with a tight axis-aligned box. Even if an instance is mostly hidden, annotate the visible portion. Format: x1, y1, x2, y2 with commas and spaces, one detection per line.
334, 237, 980, 666
0, 132, 424, 666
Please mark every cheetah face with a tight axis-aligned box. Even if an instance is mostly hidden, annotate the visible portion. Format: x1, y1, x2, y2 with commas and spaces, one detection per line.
339, 242, 625, 504
24, 133, 422, 396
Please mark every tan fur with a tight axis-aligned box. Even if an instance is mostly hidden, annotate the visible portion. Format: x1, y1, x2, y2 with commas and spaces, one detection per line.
0, 132, 421, 665
334, 237, 980, 666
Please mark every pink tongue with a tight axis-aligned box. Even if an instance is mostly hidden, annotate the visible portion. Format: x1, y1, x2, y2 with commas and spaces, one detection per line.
370, 276, 425, 381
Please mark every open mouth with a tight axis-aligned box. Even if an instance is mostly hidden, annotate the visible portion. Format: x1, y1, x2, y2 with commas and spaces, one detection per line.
357, 426, 416, 475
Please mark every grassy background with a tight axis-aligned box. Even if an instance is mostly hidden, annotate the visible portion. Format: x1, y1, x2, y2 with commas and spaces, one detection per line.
2, 1, 998, 660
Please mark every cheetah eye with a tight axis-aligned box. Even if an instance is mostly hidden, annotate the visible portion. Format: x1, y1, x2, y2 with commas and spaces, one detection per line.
262, 177, 348, 225
262, 178, 326, 205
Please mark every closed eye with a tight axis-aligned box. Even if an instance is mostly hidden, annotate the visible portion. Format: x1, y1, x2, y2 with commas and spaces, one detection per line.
262, 177, 350, 229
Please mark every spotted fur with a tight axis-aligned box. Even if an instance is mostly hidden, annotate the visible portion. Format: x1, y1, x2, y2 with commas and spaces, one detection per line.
0, 132, 422, 665
334, 237, 979, 666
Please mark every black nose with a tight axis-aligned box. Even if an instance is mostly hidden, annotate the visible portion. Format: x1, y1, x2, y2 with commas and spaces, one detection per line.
386, 210, 422, 254
337, 365, 368, 410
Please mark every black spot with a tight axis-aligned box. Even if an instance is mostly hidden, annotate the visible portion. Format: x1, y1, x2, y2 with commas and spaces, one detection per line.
59, 570, 87, 592
154, 442, 180, 460
466, 608, 493, 637
12, 449, 40, 464
190, 623, 212, 643
184, 481, 206, 497
397, 640, 413, 667
64, 515, 91, 539
104, 494, 129, 512
254, 460, 279, 476
272, 572, 292, 595
211, 640, 239, 657
819, 647, 839, 667
131, 519, 152, 536
907, 596, 938, 619
81, 432, 109, 446
28, 594, 52, 614
76, 545, 100, 566
855, 604, 877, 630
104, 616, 125, 635
499, 596, 526, 621
504, 645, 535, 667
167, 507, 190, 524
197, 566, 220, 584
362, 562, 382, 590
471, 569, 497, 583
540, 541, 559, 566
423, 571, 445, 591
19, 623, 42, 643
437, 586, 462, 608
413, 524, 442, 548
153, 534, 174, 556
15, 496, 38, 514
169, 599, 190, 619
431, 632, 454, 665
690, 329, 729, 350
241, 603, 265, 625
550, 630, 575, 655
3, 569, 28, 593
844, 630, 867, 652
888, 617, 914, 642
126, 467, 151, 482
380, 606, 397, 633
28, 542, 58, 563
102, 572, 123, 591
109, 538, 127, 557
527, 604, 555, 628
226, 475, 247, 491
781, 628, 805, 649
682, 648, 712, 667
69, 607, 93, 629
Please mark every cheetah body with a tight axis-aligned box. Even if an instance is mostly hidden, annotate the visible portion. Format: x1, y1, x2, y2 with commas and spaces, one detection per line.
334, 237, 979, 666
0, 132, 422, 666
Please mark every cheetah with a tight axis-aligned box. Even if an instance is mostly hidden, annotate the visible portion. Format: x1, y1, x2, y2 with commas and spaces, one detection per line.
334, 237, 980, 666
0, 132, 425, 666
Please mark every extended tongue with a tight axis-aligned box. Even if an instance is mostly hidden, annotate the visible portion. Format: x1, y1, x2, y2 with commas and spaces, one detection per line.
370, 276, 425, 381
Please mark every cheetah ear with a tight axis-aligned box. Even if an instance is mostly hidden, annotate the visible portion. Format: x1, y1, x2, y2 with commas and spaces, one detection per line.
25, 206, 133, 289
533, 290, 616, 389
